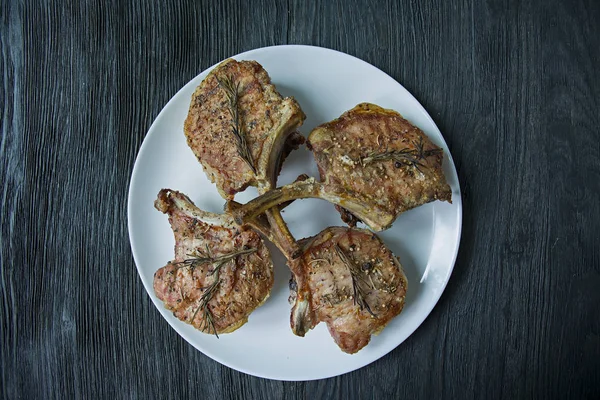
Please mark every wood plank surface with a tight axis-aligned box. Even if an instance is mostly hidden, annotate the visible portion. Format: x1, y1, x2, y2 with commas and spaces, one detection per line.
1, 0, 598, 398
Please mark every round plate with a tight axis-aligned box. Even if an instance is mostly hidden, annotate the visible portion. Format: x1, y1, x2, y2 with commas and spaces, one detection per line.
128, 45, 462, 381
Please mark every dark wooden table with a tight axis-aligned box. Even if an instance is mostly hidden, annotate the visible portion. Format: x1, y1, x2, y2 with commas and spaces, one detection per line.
1, 0, 599, 398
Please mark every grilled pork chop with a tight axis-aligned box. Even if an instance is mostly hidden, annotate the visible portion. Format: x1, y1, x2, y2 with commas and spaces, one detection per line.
288, 227, 407, 353
153, 189, 273, 335
184, 59, 306, 199
228, 103, 452, 232
308, 103, 452, 227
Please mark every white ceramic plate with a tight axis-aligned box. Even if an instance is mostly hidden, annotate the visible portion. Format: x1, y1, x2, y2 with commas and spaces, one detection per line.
128, 45, 462, 381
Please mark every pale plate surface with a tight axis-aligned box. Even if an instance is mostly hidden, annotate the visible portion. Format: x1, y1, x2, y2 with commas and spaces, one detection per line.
128, 45, 462, 381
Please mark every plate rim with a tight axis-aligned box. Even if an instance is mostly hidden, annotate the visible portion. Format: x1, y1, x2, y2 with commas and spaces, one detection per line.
128, 44, 462, 381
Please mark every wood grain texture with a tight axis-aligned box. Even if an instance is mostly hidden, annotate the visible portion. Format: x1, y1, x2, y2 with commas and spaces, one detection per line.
1, 0, 599, 398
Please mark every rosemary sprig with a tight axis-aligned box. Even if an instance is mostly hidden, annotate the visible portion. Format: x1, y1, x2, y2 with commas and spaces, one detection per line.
334, 244, 377, 318
217, 75, 256, 174
181, 247, 257, 337
173, 247, 257, 270
191, 260, 225, 338
361, 136, 443, 173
